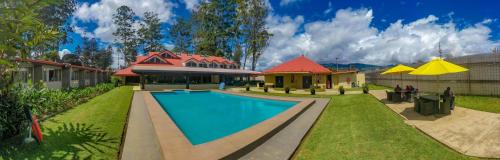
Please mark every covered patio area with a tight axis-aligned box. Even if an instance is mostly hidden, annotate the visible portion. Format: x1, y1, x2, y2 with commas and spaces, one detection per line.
131, 65, 260, 90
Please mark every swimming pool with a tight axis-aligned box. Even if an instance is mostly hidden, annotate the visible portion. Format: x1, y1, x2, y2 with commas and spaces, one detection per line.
152, 91, 297, 145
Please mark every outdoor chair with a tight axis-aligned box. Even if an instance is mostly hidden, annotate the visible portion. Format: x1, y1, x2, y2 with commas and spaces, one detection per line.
413, 97, 420, 113
386, 91, 393, 101
440, 97, 451, 114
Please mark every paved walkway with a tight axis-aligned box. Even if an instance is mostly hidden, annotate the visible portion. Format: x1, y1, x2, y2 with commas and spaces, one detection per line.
240, 98, 330, 160
370, 90, 500, 158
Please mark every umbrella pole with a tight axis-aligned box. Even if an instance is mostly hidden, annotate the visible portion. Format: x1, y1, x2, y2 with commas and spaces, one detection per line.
401, 73, 403, 87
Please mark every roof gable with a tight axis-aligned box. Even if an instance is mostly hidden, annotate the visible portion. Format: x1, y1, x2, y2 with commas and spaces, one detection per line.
263, 55, 332, 74
137, 54, 171, 65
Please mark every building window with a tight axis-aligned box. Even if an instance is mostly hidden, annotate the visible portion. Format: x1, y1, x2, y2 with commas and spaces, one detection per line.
15, 70, 30, 83
44, 69, 61, 82
221, 64, 227, 69
230, 64, 237, 69
291, 74, 295, 83
186, 61, 197, 67
209, 63, 218, 68
143, 57, 165, 64
72, 71, 79, 80
199, 62, 208, 68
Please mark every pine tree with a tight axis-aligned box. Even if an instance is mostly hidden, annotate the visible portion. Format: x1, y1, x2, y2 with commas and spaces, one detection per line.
37, 0, 76, 45
193, 1, 219, 55
138, 12, 163, 53
169, 17, 193, 53
82, 37, 99, 67
240, 0, 271, 70
96, 45, 113, 69
233, 44, 243, 67
113, 5, 137, 65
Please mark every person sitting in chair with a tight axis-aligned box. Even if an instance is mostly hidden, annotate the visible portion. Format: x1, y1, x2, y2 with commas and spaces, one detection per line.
395, 85, 402, 92
443, 87, 455, 110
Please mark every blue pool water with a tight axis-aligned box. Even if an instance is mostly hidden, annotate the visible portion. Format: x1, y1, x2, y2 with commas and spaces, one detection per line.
152, 91, 297, 145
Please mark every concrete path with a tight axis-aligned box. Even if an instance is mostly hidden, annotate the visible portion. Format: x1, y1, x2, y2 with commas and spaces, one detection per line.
240, 98, 330, 160
121, 91, 163, 160
370, 90, 500, 159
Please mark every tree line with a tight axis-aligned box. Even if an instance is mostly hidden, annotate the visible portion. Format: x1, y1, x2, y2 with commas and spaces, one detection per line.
0, 0, 271, 89
113, 0, 271, 70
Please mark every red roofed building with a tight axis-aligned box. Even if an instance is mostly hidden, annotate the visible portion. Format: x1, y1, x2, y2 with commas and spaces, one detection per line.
262, 55, 365, 89
114, 50, 259, 90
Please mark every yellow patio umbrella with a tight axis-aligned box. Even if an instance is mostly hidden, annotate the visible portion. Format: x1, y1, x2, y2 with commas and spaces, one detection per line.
381, 64, 416, 87
409, 58, 468, 92
409, 57, 468, 111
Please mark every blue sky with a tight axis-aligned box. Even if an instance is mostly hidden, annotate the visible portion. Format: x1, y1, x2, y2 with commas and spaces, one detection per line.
61, 0, 500, 69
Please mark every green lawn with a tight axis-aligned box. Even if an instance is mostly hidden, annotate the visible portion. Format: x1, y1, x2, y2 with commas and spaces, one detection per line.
455, 95, 500, 113
346, 83, 392, 91
0, 86, 134, 160
291, 94, 473, 160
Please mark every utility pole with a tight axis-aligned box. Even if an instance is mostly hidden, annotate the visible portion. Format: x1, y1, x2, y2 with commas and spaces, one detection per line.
438, 42, 443, 58
336, 57, 339, 71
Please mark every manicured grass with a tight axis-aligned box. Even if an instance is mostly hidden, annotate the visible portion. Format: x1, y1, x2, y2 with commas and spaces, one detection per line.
0, 86, 134, 160
293, 94, 473, 160
368, 83, 393, 90
455, 95, 500, 113
346, 83, 392, 91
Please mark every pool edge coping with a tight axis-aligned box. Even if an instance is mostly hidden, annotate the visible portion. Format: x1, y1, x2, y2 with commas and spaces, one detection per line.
142, 90, 315, 159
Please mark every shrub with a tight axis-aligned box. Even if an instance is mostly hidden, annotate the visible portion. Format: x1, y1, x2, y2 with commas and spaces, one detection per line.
0, 89, 27, 140
264, 86, 268, 92
285, 87, 290, 94
310, 86, 316, 95
339, 86, 345, 95
245, 84, 250, 91
362, 84, 369, 94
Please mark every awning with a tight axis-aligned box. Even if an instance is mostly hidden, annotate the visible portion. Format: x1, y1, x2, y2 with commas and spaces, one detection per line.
114, 67, 139, 77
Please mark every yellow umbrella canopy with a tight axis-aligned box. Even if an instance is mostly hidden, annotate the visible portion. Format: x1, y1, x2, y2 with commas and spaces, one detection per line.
381, 64, 416, 75
409, 58, 468, 75
381, 64, 415, 87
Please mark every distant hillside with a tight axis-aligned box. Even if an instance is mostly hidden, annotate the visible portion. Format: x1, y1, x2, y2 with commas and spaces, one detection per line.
321, 63, 386, 71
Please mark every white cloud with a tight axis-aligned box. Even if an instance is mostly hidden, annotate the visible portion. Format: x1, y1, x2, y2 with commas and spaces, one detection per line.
73, 0, 175, 42
258, 8, 500, 70
58, 49, 71, 59
323, 1, 333, 15
182, 0, 200, 10
280, 0, 301, 6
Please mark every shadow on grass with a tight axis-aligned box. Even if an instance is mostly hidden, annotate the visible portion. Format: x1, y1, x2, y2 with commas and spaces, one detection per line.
0, 122, 118, 160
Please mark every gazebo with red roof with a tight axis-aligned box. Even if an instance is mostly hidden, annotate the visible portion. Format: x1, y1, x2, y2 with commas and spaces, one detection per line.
262, 55, 333, 89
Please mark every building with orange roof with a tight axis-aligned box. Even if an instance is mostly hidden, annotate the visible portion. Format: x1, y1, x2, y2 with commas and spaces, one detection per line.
114, 50, 259, 90
262, 55, 365, 89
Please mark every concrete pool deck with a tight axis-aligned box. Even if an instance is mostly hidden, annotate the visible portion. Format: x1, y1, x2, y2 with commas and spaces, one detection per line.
370, 90, 500, 159
121, 90, 330, 160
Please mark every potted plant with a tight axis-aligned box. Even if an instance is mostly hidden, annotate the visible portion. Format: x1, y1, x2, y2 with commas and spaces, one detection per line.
339, 86, 345, 95
264, 85, 268, 92
310, 86, 316, 95
245, 84, 250, 91
362, 84, 369, 94
285, 86, 290, 94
